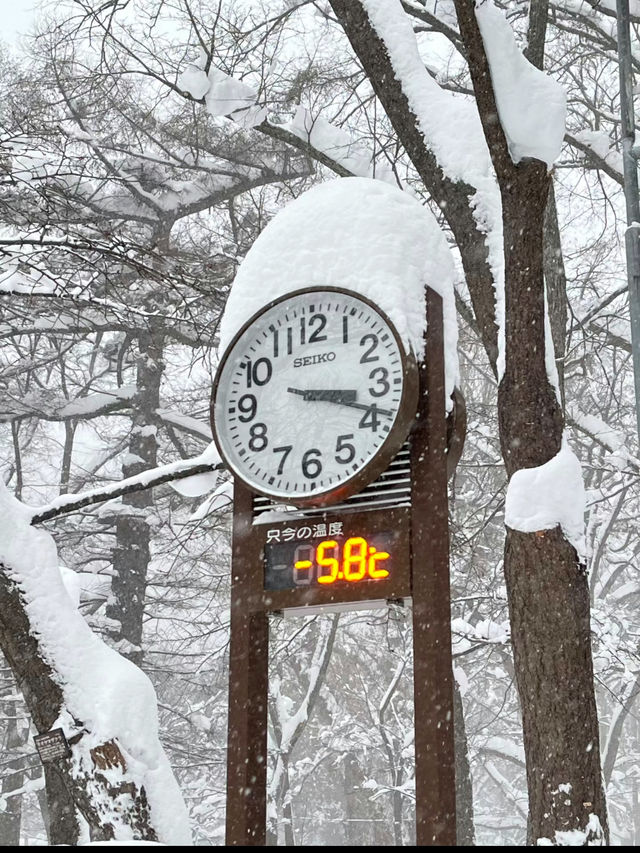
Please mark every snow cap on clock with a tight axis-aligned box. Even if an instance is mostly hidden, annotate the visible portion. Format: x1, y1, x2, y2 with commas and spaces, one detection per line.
218, 177, 459, 407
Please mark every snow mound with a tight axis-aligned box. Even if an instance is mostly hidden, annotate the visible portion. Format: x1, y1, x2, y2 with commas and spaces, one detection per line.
218, 177, 459, 407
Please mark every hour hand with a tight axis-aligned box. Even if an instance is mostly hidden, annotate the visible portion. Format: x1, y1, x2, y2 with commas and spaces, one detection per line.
287, 388, 357, 404
287, 387, 393, 417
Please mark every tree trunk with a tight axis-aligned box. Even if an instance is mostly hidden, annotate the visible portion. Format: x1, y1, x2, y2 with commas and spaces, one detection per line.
106, 327, 164, 666
454, 679, 475, 846
452, 2, 607, 840
0, 698, 24, 846
0, 569, 158, 842
44, 765, 79, 846
329, 0, 607, 843
497, 164, 562, 473
505, 528, 606, 843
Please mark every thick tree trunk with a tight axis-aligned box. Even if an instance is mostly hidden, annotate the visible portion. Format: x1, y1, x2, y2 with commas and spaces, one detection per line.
505, 528, 606, 843
44, 765, 79, 845
329, 0, 607, 843
497, 164, 563, 473
461, 13, 607, 840
497, 151, 606, 849
0, 569, 158, 842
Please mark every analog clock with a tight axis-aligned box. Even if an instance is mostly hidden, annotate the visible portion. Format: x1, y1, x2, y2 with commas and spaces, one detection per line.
210, 287, 419, 507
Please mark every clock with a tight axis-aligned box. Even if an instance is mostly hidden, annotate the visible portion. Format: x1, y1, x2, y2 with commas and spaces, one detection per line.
210, 287, 419, 507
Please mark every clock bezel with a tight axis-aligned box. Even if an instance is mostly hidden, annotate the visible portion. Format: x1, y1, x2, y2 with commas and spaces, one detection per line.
210, 285, 420, 508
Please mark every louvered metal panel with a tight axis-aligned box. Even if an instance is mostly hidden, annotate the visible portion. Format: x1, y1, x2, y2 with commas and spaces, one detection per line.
252, 440, 411, 523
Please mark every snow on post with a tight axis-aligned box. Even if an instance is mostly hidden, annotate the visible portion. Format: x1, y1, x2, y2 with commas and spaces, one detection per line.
218, 176, 459, 409
0, 480, 191, 845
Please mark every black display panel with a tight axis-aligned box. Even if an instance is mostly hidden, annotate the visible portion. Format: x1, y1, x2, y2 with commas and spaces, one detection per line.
264, 528, 397, 591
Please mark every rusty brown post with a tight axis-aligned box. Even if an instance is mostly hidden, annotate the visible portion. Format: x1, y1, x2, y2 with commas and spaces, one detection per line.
410, 287, 457, 845
225, 481, 269, 846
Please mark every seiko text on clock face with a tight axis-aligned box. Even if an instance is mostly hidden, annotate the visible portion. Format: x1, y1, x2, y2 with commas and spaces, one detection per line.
211, 288, 417, 505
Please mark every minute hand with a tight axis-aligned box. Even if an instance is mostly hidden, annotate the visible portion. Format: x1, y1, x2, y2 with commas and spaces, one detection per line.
287, 387, 393, 417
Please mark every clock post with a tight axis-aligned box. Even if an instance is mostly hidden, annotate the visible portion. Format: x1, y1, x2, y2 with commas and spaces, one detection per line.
410, 287, 457, 845
216, 287, 460, 846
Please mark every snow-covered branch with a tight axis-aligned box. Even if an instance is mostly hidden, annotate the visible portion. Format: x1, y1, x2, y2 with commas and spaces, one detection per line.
30, 446, 224, 524
567, 405, 640, 474
0, 386, 136, 425
565, 131, 623, 186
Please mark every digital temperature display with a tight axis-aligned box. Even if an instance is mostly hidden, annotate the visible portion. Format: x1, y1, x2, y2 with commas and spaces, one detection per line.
264, 532, 395, 591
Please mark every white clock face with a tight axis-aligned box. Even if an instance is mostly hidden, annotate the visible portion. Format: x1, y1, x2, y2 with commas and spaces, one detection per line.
212, 288, 417, 506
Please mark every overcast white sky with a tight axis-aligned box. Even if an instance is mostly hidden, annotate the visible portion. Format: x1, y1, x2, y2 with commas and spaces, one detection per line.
1, 0, 37, 42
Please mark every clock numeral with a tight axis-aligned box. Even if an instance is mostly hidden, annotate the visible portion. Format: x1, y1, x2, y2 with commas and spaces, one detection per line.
342, 315, 349, 344
237, 394, 257, 422
244, 357, 272, 388
359, 333, 379, 364
272, 329, 279, 358
335, 434, 356, 464
273, 445, 292, 474
359, 404, 380, 432
308, 313, 327, 343
299, 313, 328, 346
368, 367, 390, 398
301, 448, 322, 479
248, 422, 268, 452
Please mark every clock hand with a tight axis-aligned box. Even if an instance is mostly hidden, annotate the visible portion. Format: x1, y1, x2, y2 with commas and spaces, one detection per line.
287, 387, 357, 404
287, 387, 393, 416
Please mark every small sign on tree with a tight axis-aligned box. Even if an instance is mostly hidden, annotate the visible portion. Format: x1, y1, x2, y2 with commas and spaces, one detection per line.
34, 728, 72, 763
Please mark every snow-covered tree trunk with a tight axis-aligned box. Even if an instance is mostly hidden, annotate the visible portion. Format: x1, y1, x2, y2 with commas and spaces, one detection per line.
498, 169, 606, 844
0, 699, 24, 846
329, 0, 607, 843
452, 0, 607, 843
0, 568, 157, 842
0, 482, 191, 845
